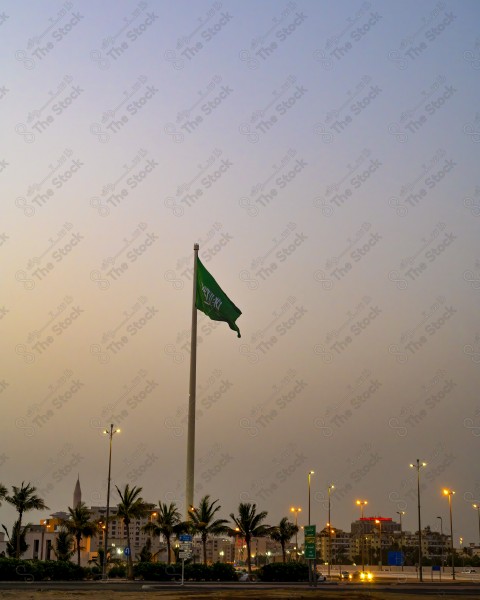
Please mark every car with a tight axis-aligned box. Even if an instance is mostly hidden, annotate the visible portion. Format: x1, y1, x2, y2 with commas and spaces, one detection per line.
349, 570, 374, 582
462, 569, 476, 574
339, 571, 350, 580
316, 572, 326, 582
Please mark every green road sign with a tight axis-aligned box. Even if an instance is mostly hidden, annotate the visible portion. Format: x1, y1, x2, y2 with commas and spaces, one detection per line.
304, 524, 316, 559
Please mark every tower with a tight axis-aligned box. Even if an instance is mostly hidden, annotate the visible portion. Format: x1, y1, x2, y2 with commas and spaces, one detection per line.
73, 475, 82, 508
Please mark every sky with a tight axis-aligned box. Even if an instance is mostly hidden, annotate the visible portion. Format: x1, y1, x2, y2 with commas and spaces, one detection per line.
1, 0, 479, 548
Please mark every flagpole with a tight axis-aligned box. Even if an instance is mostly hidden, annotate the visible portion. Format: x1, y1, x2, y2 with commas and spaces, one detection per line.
186, 243, 199, 517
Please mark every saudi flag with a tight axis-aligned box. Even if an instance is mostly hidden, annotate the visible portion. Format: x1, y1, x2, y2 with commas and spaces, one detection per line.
195, 257, 242, 338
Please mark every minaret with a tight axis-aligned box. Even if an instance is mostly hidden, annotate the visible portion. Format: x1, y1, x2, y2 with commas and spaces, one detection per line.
73, 475, 82, 508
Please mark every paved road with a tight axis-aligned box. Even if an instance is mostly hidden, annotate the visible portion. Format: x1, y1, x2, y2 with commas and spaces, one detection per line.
0, 580, 479, 595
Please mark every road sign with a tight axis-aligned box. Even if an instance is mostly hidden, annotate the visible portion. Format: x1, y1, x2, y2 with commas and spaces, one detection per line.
179, 534, 192, 542
124, 547, 130, 556
388, 551, 404, 566
304, 524, 316, 559
179, 551, 191, 559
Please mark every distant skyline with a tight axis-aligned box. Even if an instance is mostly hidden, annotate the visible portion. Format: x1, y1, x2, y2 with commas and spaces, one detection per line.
1, 0, 479, 548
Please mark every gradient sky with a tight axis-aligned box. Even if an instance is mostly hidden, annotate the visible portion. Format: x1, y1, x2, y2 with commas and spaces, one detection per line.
1, 0, 479, 546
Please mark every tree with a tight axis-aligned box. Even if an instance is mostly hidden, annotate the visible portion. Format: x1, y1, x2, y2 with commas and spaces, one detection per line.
62, 502, 98, 566
53, 527, 75, 561
1, 520, 30, 557
0, 483, 7, 506
228, 502, 271, 576
188, 495, 229, 565
270, 517, 298, 563
115, 484, 148, 579
5, 482, 48, 559
137, 537, 153, 562
142, 501, 184, 565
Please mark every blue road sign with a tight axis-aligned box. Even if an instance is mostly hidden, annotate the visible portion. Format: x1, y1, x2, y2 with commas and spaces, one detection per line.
124, 547, 130, 556
388, 551, 404, 566
179, 534, 192, 542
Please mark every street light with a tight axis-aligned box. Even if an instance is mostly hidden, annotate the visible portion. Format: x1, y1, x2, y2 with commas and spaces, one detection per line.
356, 500, 368, 572
375, 519, 382, 570
443, 489, 455, 581
473, 504, 480, 547
396, 511, 405, 571
437, 516, 444, 572
290, 507, 302, 562
409, 460, 426, 582
102, 423, 120, 580
307, 471, 314, 587
308, 471, 314, 525
328, 484, 334, 578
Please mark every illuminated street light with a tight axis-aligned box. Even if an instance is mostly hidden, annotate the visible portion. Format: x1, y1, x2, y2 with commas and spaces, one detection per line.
375, 519, 383, 570
328, 484, 334, 578
409, 460, 426, 582
443, 489, 456, 581
307, 471, 314, 587
473, 504, 480, 547
437, 516, 444, 572
356, 500, 367, 572
290, 507, 302, 562
103, 424, 120, 580
308, 471, 314, 525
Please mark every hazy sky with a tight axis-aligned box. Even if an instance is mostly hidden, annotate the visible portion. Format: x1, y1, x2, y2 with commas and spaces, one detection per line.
1, 0, 479, 546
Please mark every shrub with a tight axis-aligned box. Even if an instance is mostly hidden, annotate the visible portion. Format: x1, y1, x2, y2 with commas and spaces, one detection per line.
258, 562, 310, 582
0, 558, 85, 581
107, 564, 127, 578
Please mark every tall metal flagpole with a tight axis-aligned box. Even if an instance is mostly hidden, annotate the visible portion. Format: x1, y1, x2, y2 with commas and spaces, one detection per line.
186, 243, 199, 516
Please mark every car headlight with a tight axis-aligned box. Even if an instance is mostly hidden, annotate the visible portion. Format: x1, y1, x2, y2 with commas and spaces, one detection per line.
367, 573, 373, 580
360, 572, 365, 580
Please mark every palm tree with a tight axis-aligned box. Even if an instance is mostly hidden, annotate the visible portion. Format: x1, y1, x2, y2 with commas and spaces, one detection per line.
270, 517, 298, 563
142, 501, 184, 565
188, 495, 229, 565
5, 482, 48, 558
2, 521, 30, 557
53, 527, 75, 561
0, 483, 7, 506
116, 484, 148, 579
62, 502, 98, 566
228, 502, 271, 576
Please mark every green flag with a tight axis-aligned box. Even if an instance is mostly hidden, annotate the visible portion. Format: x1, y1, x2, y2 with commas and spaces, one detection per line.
195, 257, 242, 338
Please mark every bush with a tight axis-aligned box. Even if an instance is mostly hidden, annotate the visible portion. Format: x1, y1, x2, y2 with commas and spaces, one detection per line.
108, 564, 127, 578
258, 562, 310, 582
210, 562, 237, 581
0, 558, 85, 581
133, 562, 176, 581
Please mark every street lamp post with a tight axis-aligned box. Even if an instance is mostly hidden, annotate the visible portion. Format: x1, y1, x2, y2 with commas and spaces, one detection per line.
396, 511, 405, 571
307, 471, 314, 586
327, 484, 334, 578
437, 516, 444, 572
308, 471, 314, 525
409, 459, 426, 582
473, 504, 480, 547
290, 506, 302, 562
443, 489, 455, 581
102, 423, 120, 581
375, 519, 382, 570
356, 500, 368, 572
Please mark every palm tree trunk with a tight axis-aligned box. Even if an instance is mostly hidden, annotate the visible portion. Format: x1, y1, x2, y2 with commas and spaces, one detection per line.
246, 537, 252, 575
16, 511, 23, 559
166, 535, 171, 565
126, 522, 133, 579
77, 534, 81, 566
281, 541, 286, 563
203, 534, 207, 565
